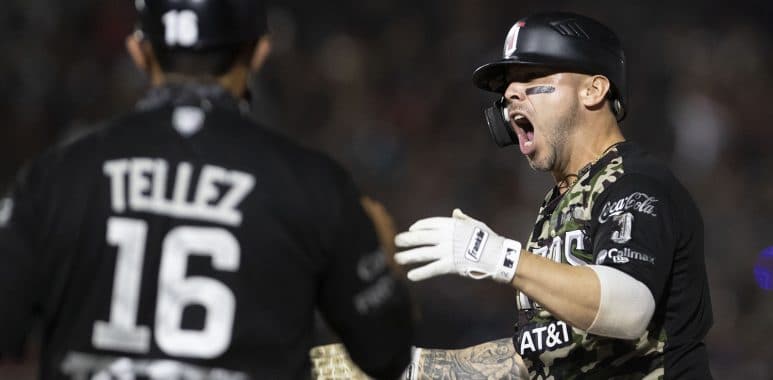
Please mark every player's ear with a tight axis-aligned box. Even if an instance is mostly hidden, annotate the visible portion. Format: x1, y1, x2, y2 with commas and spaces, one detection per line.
579, 75, 611, 110
126, 32, 149, 73
126, 32, 165, 85
249, 35, 272, 72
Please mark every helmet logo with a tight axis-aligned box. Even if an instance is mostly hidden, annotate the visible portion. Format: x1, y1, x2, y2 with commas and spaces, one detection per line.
504, 21, 525, 58
162, 10, 200, 47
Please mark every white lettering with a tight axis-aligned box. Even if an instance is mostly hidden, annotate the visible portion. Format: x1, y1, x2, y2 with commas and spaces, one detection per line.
353, 276, 396, 314
465, 228, 489, 262
532, 326, 547, 351
151, 159, 169, 211
129, 158, 155, 211
518, 321, 572, 356
217, 170, 255, 226
599, 192, 658, 223
357, 249, 387, 281
162, 10, 199, 47
520, 330, 536, 353
564, 230, 586, 266
194, 165, 226, 213
533, 246, 549, 258
104, 160, 129, 213
104, 158, 255, 227
521, 230, 588, 313
611, 212, 634, 244
549, 236, 563, 263
61, 351, 248, 380
559, 321, 570, 342
596, 247, 655, 265
172, 162, 194, 213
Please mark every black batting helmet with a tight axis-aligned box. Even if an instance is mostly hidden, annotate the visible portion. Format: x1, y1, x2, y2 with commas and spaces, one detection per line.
135, 0, 268, 51
473, 12, 627, 121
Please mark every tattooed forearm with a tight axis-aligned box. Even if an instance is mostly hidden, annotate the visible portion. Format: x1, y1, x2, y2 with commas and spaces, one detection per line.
412, 338, 528, 379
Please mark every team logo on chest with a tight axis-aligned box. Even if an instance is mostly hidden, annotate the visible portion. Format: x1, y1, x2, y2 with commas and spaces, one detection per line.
532, 230, 589, 266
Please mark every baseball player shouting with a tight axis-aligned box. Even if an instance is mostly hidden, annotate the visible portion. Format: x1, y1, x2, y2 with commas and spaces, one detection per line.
396, 11, 713, 380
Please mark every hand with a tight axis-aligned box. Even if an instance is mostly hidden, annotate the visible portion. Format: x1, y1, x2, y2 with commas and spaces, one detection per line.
309, 343, 372, 380
394, 209, 522, 283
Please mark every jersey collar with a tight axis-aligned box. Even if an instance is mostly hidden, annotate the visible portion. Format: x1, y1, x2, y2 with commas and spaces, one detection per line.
136, 82, 250, 115
540, 143, 626, 216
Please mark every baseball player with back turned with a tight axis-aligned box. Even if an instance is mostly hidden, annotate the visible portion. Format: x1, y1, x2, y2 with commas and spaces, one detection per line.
397, 12, 713, 380
0, 1, 414, 379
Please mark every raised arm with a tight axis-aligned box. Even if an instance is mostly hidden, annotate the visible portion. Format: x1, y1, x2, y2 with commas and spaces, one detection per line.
395, 208, 655, 339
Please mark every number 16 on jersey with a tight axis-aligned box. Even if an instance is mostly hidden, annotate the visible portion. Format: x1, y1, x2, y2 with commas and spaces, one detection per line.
92, 217, 240, 359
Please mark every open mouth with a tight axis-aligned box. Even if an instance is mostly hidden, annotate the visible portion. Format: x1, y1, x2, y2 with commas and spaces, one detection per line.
511, 113, 536, 155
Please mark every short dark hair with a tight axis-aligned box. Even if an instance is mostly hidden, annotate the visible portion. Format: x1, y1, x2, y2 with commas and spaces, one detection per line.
151, 41, 256, 76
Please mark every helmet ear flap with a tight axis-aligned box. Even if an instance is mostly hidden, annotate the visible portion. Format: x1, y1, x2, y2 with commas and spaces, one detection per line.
604, 87, 625, 122
485, 98, 519, 147
612, 98, 625, 121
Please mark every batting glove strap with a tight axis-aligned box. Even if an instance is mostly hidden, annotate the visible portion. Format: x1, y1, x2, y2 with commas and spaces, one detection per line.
494, 238, 522, 283
451, 208, 521, 283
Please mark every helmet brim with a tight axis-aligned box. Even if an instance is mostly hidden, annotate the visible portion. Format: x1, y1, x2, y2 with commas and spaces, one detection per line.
472, 54, 593, 93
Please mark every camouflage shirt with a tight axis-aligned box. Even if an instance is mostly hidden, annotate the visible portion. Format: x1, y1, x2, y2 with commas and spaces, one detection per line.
515, 142, 713, 380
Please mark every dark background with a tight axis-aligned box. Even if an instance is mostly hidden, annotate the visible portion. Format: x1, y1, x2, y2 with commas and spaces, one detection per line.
1, 0, 772, 378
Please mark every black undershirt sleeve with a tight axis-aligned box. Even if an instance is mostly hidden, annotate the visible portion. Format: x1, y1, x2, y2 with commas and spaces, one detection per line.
315, 166, 413, 379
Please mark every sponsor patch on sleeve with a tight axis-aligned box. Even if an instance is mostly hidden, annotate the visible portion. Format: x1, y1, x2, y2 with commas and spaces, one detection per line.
596, 247, 655, 265
598, 192, 658, 223
0, 197, 14, 227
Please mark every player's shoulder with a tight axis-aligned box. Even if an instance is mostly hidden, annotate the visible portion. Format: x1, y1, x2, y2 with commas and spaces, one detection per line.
279, 139, 355, 192
614, 142, 680, 189
41, 106, 351, 191
20, 107, 179, 181
24, 121, 117, 178
230, 115, 351, 181
598, 142, 698, 212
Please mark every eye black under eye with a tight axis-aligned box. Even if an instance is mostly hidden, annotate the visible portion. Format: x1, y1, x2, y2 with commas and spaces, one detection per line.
525, 86, 556, 95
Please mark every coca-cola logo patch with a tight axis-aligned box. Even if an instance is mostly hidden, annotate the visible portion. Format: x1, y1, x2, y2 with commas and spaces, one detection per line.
598, 192, 658, 223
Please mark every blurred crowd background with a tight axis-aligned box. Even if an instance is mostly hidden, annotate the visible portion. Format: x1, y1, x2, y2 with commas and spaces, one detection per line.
2, 0, 772, 379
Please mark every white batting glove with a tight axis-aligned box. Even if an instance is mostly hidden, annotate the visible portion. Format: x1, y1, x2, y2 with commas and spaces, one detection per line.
394, 209, 522, 283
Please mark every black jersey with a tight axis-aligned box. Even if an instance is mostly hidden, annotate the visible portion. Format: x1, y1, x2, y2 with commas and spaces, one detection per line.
0, 84, 413, 380
515, 142, 712, 379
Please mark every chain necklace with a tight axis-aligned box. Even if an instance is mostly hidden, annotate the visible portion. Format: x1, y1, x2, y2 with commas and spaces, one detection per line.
556, 140, 625, 193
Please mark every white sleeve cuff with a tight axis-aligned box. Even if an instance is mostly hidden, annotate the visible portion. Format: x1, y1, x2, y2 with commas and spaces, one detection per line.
587, 265, 656, 340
